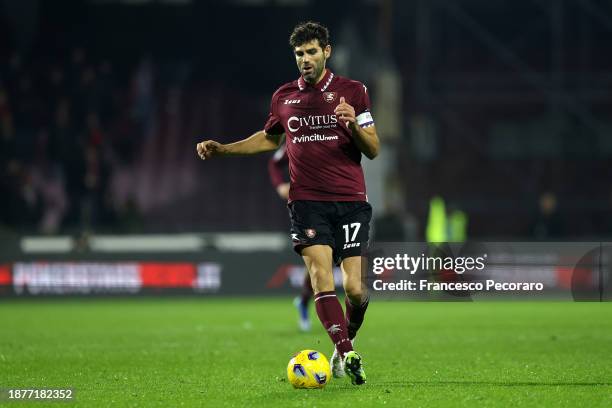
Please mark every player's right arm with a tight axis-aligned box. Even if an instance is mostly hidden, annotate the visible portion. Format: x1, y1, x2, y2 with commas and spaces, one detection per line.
198, 87, 286, 160
196, 131, 284, 160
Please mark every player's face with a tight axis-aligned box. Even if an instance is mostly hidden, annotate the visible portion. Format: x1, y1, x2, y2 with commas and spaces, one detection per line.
294, 40, 331, 84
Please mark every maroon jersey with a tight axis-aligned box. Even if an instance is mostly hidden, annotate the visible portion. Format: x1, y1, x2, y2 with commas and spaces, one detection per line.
264, 69, 375, 202
268, 143, 289, 188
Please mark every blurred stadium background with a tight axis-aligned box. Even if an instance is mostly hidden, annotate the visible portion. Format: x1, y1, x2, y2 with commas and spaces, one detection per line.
0, 0, 610, 295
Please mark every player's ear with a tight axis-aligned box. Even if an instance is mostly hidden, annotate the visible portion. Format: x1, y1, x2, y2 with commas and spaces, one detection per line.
324, 45, 331, 59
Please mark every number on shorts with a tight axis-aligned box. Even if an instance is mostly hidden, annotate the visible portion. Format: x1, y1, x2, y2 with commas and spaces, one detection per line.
342, 223, 361, 243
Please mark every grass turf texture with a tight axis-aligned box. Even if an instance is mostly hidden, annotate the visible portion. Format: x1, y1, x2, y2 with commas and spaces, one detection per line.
1, 299, 611, 407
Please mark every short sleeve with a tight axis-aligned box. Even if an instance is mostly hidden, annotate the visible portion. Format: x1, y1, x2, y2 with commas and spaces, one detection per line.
353, 83, 375, 128
264, 93, 284, 135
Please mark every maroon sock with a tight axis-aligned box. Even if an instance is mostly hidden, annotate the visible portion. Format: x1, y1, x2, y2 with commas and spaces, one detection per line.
300, 273, 313, 305
314, 291, 353, 357
345, 295, 369, 340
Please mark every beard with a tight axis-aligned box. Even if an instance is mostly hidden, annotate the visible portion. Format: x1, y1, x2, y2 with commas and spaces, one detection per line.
303, 63, 324, 83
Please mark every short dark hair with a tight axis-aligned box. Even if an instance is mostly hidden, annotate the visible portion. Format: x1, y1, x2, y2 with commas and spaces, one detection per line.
289, 21, 330, 49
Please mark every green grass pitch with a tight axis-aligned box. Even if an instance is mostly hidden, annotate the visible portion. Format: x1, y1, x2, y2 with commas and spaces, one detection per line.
1, 298, 611, 407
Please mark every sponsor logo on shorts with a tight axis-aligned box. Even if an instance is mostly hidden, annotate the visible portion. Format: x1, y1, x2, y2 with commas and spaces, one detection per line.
343, 242, 361, 250
305, 229, 316, 239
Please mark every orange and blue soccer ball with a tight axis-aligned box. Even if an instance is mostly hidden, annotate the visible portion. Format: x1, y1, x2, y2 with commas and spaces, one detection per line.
286, 350, 331, 389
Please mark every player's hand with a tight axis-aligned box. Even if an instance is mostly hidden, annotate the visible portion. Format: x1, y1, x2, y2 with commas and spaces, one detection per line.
196, 140, 222, 160
334, 97, 356, 128
276, 182, 290, 200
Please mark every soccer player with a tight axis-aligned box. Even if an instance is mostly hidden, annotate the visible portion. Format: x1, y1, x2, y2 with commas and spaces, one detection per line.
196, 21, 379, 385
268, 143, 314, 332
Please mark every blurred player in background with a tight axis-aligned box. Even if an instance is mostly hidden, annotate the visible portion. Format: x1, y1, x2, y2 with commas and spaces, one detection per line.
197, 21, 379, 385
268, 144, 314, 332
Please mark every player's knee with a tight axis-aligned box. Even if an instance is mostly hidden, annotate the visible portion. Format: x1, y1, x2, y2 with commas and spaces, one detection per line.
309, 265, 334, 293
344, 281, 363, 303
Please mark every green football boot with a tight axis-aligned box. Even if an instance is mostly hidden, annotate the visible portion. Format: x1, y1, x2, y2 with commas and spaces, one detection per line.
343, 350, 366, 385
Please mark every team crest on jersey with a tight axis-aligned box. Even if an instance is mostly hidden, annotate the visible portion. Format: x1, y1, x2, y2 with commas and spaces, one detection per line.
305, 228, 317, 239
323, 92, 337, 103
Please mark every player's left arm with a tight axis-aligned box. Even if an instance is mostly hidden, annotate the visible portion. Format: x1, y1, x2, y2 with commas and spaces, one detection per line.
334, 96, 380, 160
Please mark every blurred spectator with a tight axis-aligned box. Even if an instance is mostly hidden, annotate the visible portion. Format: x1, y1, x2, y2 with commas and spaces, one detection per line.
44, 65, 66, 117
531, 192, 565, 240
97, 60, 116, 124
0, 45, 136, 233
80, 142, 112, 229
116, 197, 143, 233
47, 98, 75, 164
31, 164, 67, 235
0, 86, 15, 159
374, 177, 417, 241
0, 160, 41, 230
131, 57, 156, 137
12, 74, 40, 161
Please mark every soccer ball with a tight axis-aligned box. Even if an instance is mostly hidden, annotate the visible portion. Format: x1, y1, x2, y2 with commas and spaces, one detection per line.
286, 349, 331, 389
